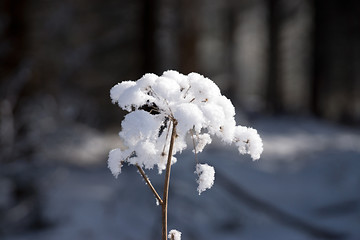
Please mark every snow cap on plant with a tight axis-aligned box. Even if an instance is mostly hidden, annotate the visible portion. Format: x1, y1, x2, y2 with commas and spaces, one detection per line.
108, 70, 263, 193
195, 163, 215, 195
168, 229, 181, 240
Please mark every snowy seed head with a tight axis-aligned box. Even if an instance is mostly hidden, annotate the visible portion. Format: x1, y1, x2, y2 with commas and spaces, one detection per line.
108, 70, 263, 176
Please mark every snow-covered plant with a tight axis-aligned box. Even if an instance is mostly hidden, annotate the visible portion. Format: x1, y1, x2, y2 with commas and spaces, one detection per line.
108, 70, 263, 240
168, 229, 182, 240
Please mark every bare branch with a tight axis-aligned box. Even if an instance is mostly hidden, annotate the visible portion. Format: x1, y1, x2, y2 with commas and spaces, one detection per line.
136, 164, 163, 205
162, 119, 178, 240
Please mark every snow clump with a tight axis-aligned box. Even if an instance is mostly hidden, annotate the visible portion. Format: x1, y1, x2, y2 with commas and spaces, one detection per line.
108, 70, 263, 193
195, 163, 215, 195
168, 229, 182, 240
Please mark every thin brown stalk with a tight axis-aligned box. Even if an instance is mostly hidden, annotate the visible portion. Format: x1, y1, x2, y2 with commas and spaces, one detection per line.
136, 164, 163, 205
162, 119, 178, 240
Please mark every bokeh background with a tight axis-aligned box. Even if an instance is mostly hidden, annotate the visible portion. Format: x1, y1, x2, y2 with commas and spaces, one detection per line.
1, 0, 360, 239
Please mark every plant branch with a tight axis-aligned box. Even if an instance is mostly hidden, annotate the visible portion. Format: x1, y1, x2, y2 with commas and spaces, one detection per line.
136, 164, 163, 205
162, 119, 178, 240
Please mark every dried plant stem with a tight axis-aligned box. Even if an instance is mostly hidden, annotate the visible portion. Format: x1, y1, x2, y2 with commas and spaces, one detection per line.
162, 119, 177, 240
136, 164, 163, 205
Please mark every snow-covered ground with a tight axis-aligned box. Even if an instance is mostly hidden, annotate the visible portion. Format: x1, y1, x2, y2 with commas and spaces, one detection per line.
4, 116, 360, 240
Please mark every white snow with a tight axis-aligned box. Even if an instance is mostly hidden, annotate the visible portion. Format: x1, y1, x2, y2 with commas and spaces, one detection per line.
195, 163, 216, 194
194, 133, 212, 153
107, 148, 123, 178
110, 81, 136, 105
173, 102, 205, 134
119, 110, 161, 146
234, 126, 263, 160
108, 70, 263, 182
168, 229, 182, 240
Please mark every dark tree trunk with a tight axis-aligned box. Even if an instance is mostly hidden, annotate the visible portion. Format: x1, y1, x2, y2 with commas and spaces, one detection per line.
177, 0, 199, 74
224, 0, 238, 103
266, 0, 283, 113
141, 0, 158, 74
311, 0, 360, 123
0, 0, 28, 93
311, 0, 329, 118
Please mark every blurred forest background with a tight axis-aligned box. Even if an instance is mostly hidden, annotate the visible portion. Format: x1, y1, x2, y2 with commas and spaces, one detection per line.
1, 0, 360, 239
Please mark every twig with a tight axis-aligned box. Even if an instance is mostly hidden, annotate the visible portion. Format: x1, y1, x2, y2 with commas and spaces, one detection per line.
183, 85, 191, 99
162, 119, 178, 240
136, 164, 163, 205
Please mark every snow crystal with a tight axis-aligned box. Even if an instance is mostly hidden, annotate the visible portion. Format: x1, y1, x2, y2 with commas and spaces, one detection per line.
195, 163, 215, 195
168, 229, 182, 240
108, 70, 263, 177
